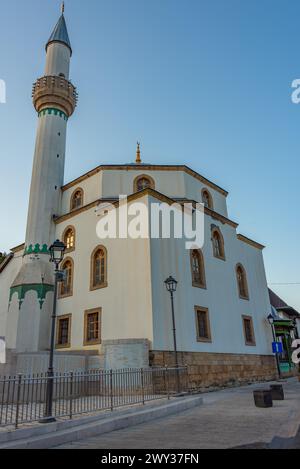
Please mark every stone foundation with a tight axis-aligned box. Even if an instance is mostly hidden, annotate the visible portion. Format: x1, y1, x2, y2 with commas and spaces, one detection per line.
150, 351, 278, 390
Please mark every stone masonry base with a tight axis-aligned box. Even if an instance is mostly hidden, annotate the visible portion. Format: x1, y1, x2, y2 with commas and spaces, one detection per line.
150, 351, 278, 390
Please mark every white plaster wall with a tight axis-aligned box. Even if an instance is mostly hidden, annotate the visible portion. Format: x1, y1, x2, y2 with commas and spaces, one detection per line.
7, 290, 53, 353
182, 172, 228, 217
150, 210, 272, 356
45, 42, 70, 78
16, 353, 87, 374
101, 169, 185, 199
25, 113, 67, 247
0, 254, 23, 344
61, 168, 228, 219
55, 190, 272, 359
61, 171, 103, 215
55, 195, 154, 351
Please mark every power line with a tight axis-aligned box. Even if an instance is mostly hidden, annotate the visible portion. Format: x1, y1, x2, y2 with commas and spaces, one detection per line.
269, 283, 300, 286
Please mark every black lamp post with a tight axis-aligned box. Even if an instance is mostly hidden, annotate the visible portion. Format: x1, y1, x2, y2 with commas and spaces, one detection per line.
267, 314, 282, 379
292, 318, 299, 340
42, 240, 66, 423
164, 276, 180, 392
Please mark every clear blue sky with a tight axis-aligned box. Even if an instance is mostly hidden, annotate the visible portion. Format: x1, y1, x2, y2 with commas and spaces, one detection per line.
0, 0, 299, 310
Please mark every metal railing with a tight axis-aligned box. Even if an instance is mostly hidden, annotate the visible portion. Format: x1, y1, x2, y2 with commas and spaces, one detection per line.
0, 367, 188, 429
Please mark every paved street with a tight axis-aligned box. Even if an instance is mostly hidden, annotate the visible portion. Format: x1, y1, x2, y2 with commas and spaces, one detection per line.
55, 378, 300, 449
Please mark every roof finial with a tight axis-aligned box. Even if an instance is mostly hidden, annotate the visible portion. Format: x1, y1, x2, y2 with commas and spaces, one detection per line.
136, 142, 142, 164
61, 1, 65, 15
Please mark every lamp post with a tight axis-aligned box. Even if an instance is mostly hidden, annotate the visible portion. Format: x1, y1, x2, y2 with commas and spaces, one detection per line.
42, 240, 66, 423
292, 318, 299, 340
267, 314, 282, 380
164, 276, 180, 393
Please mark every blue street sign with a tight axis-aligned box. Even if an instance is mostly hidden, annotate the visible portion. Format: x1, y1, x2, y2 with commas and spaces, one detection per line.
272, 342, 283, 354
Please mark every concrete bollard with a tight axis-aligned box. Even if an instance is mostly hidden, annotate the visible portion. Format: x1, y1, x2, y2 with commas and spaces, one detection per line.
270, 384, 284, 401
253, 390, 273, 408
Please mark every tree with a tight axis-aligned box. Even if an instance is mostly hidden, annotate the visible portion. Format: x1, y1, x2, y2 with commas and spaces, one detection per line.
0, 252, 7, 265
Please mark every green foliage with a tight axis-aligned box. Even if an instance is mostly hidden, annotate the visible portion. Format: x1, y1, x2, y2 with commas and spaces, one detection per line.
0, 252, 7, 265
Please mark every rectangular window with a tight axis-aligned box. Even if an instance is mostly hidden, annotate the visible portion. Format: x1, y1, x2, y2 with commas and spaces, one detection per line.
195, 306, 212, 343
56, 315, 71, 348
84, 308, 101, 346
243, 315, 256, 346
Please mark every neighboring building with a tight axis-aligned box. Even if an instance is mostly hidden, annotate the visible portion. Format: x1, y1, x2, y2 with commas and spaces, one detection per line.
0, 8, 277, 387
269, 288, 300, 374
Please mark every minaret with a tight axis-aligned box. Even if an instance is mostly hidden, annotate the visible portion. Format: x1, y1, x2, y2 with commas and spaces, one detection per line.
7, 6, 77, 353
26, 4, 76, 251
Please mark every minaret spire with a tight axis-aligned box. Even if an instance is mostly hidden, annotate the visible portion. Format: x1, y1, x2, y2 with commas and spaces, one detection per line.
46, 4, 72, 55
136, 142, 142, 164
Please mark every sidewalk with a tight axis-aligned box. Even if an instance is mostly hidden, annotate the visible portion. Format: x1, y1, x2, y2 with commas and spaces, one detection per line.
55, 378, 300, 449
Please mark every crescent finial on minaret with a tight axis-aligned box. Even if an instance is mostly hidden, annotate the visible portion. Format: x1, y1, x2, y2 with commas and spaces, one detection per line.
136, 142, 142, 164
46, 3, 72, 55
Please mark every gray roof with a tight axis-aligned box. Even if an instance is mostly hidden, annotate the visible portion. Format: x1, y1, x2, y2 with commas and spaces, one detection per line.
46, 14, 72, 55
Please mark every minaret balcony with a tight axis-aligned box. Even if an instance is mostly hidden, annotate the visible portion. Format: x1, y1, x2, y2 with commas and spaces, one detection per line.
32, 76, 78, 118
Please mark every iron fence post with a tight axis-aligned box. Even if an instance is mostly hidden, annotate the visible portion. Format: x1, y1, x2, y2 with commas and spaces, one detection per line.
110, 370, 114, 412
141, 368, 145, 405
165, 366, 170, 400
15, 374, 22, 430
183, 365, 188, 393
69, 372, 74, 420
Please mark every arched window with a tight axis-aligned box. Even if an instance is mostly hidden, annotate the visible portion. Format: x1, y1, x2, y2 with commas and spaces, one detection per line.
190, 249, 206, 288
202, 189, 214, 210
70, 188, 83, 211
212, 227, 225, 260
134, 175, 155, 192
59, 258, 74, 298
90, 246, 107, 290
236, 264, 249, 299
63, 226, 75, 251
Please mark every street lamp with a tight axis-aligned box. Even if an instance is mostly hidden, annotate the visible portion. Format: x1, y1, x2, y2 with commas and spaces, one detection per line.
165, 276, 178, 295
49, 239, 66, 268
267, 314, 282, 379
165, 276, 180, 393
292, 318, 299, 339
42, 240, 66, 423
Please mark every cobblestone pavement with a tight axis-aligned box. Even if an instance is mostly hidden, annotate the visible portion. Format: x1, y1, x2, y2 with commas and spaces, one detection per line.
55, 379, 300, 449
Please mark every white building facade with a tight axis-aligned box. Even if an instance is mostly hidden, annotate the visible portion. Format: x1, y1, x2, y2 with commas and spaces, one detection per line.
0, 10, 277, 387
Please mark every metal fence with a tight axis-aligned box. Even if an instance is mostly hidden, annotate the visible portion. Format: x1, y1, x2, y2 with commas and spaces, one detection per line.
0, 367, 188, 429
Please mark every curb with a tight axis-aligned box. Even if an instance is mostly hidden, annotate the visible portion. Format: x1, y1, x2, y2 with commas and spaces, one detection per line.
0, 395, 203, 449
269, 404, 300, 449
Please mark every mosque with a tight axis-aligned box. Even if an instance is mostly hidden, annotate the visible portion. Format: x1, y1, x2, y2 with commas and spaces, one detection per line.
0, 6, 278, 387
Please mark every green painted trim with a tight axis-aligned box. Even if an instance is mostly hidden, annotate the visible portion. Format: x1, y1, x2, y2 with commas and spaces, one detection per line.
38, 108, 68, 121
9, 283, 54, 310
274, 320, 293, 327
23, 244, 50, 257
